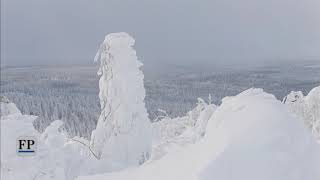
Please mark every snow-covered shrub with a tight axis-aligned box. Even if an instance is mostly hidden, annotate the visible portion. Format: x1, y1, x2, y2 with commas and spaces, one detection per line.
152, 96, 216, 143
151, 96, 217, 160
90, 32, 152, 170
187, 97, 217, 140
0, 95, 22, 117
284, 86, 320, 139
1, 100, 95, 180
1, 113, 97, 180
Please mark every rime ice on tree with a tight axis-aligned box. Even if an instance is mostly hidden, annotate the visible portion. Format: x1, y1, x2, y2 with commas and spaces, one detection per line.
90, 32, 152, 168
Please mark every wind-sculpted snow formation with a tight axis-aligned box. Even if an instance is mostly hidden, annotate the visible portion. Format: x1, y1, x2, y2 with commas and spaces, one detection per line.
78, 88, 320, 180
90, 32, 152, 170
283, 86, 320, 139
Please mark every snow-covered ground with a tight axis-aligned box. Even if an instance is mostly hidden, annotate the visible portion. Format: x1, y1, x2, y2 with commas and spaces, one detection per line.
77, 88, 320, 180
2, 87, 320, 180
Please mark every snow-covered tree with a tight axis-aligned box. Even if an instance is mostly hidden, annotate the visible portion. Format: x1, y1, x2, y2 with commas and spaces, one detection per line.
284, 86, 320, 139
90, 32, 152, 169
0, 95, 21, 117
304, 86, 320, 138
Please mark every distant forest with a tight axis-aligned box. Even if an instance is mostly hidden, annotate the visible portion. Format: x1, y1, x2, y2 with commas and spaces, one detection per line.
1, 63, 319, 138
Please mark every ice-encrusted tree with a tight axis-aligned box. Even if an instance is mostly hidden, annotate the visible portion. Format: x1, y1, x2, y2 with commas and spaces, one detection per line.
0, 95, 22, 117
283, 86, 320, 139
90, 32, 152, 168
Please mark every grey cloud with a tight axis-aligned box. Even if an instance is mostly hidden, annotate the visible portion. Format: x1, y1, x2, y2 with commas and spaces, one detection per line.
1, 0, 320, 67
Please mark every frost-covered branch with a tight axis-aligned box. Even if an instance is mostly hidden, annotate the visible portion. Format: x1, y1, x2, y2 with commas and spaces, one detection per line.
68, 138, 100, 160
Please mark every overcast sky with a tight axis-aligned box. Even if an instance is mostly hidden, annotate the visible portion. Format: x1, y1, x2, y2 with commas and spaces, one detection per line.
1, 0, 320, 67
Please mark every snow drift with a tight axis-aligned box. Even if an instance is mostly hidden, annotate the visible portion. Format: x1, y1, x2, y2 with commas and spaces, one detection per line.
200, 88, 320, 180
78, 88, 320, 180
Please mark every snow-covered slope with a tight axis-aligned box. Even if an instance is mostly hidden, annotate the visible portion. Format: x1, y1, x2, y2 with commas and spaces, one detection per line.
200, 88, 320, 180
77, 88, 320, 180
0, 96, 21, 117
2, 87, 319, 180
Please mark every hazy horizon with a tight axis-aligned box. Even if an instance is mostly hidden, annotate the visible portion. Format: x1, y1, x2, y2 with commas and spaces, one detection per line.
1, 0, 320, 67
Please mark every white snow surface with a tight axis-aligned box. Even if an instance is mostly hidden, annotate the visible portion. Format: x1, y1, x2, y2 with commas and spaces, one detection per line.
78, 88, 320, 180
2, 88, 319, 180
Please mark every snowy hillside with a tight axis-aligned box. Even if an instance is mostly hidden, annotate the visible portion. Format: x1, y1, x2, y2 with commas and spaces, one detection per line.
77, 88, 320, 180
2, 87, 319, 180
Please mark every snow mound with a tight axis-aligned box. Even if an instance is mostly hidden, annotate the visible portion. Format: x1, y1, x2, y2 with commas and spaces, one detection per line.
284, 86, 320, 139
201, 88, 320, 180
0, 96, 21, 117
78, 88, 320, 180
